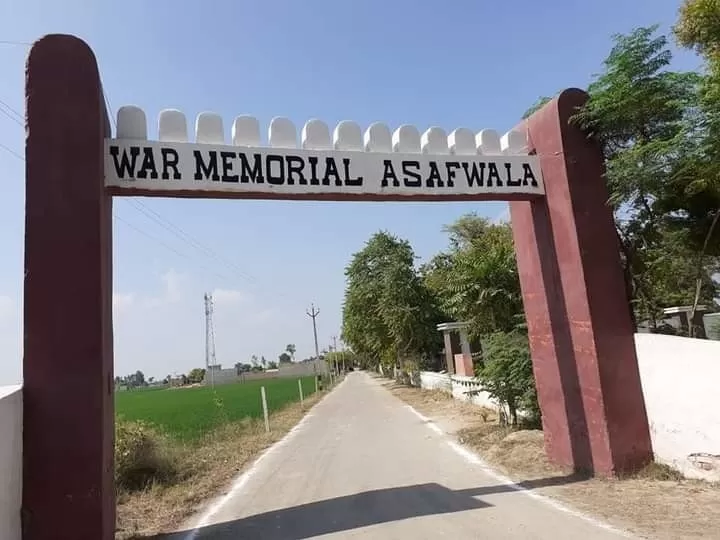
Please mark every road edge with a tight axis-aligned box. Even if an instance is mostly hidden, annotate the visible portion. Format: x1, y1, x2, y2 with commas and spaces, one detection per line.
181, 375, 349, 540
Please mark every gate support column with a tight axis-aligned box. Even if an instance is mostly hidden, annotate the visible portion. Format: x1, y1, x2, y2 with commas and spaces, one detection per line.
24, 35, 114, 539
510, 89, 653, 476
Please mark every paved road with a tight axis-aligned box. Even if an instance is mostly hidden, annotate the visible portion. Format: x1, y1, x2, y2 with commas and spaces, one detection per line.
171, 373, 631, 540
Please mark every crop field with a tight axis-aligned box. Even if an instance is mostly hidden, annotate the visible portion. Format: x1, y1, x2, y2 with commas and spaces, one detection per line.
115, 376, 318, 441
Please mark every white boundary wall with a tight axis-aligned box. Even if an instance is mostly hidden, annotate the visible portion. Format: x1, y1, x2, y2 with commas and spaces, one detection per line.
419, 333, 720, 482
0, 385, 22, 540
635, 333, 720, 482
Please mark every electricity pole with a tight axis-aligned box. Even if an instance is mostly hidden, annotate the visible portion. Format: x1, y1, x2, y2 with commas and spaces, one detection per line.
331, 335, 339, 373
204, 293, 216, 387
306, 304, 321, 372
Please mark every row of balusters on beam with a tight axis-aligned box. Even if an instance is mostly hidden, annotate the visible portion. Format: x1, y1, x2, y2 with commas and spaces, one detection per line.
114, 106, 529, 156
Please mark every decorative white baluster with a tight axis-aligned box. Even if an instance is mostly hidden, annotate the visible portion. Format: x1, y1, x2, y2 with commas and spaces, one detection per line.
158, 109, 188, 143
116, 106, 147, 140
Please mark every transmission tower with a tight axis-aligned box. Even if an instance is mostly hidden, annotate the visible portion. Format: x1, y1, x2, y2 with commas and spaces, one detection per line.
204, 293, 217, 387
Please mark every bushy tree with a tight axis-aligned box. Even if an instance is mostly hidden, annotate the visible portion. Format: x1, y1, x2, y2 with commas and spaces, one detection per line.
342, 231, 443, 371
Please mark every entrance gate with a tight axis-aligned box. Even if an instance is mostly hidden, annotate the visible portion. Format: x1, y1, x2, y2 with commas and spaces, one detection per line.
22, 35, 653, 540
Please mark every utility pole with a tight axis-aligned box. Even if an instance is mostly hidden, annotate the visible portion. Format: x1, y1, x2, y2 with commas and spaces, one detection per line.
204, 293, 216, 387
306, 304, 321, 374
332, 335, 338, 373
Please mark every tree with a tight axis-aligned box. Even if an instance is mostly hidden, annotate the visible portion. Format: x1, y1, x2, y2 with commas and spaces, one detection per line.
285, 344, 296, 362
477, 331, 539, 426
187, 368, 206, 384
234, 362, 251, 374
267, 361, 279, 370
342, 231, 443, 371
567, 25, 718, 329
423, 215, 523, 338
278, 352, 292, 364
261, 356, 267, 369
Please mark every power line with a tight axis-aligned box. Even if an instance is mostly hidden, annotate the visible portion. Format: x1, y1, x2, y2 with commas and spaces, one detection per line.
0, 40, 31, 46
113, 214, 231, 281
123, 199, 260, 285
0, 141, 22, 161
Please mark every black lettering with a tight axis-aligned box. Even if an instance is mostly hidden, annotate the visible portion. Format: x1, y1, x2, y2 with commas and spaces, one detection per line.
160, 148, 181, 180
402, 161, 421, 187
110, 145, 140, 178
381, 160, 399, 187
136, 147, 159, 179
505, 162, 520, 186
239, 153, 264, 183
220, 151, 238, 183
445, 162, 459, 188
522, 163, 539, 187
286, 156, 306, 185
488, 162, 502, 187
323, 157, 342, 186
425, 161, 443, 188
193, 150, 219, 181
462, 162, 485, 187
266, 155, 285, 185
342, 158, 363, 186
308, 156, 321, 185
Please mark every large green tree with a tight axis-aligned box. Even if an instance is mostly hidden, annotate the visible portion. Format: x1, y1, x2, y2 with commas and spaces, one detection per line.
423, 214, 523, 338
566, 25, 718, 329
342, 231, 443, 370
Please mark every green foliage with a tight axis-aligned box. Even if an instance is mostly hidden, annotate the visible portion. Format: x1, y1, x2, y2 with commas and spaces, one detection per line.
115, 376, 316, 441
278, 352, 292, 364
342, 231, 443, 370
568, 25, 719, 328
476, 332, 539, 426
423, 215, 524, 338
115, 418, 178, 491
187, 368, 206, 384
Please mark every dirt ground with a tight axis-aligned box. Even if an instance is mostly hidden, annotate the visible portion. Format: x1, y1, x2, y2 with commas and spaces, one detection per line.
385, 380, 720, 540
116, 391, 326, 539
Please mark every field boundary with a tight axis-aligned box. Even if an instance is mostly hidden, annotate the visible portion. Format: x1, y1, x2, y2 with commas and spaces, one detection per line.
181, 375, 348, 539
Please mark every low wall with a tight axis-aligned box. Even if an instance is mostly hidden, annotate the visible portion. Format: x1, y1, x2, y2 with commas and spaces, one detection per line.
418, 333, 720, 482
635, 333, 720, 482
0, 385, 21, 540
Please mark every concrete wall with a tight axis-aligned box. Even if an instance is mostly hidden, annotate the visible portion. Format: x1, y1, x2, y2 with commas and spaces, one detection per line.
0, 385, 22, 540
635, 333, 720, 482
418, 333, 720, 482
204, 361, 326, 386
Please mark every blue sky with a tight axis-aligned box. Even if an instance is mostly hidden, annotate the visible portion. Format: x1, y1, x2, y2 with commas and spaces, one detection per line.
0, 0, 702, 384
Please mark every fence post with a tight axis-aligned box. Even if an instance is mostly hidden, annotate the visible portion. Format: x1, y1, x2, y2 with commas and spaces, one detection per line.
315, 374, 319, 393
298, 379, 304, 409
261, 386, 269, 433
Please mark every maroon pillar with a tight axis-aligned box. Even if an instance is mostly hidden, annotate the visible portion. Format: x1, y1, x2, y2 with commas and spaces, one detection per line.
24, 35, 114, 539
510, 89, 653, 476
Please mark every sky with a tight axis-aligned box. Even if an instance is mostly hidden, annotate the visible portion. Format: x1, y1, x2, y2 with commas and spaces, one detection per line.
0, 0, 703, 385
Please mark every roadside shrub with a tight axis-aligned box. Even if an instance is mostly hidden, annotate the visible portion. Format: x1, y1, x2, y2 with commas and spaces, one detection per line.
476, 331, 541, 427
115, 418, 178, 491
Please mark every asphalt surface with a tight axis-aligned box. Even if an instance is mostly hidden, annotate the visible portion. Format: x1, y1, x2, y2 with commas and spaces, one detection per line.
170, 372, 631, 540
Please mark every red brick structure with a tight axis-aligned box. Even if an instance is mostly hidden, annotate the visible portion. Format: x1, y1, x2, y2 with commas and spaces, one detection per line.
22, 34, 652, 540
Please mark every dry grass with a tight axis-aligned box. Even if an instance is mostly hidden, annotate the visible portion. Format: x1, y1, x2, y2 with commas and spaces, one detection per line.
387, 381, 720, 540
116, 391, 325, 539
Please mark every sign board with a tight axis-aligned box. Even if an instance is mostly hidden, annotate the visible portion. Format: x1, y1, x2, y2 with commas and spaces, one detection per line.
103, 109, 544, 201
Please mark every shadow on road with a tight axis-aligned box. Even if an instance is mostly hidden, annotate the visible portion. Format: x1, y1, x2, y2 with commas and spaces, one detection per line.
149, 474, 585, 540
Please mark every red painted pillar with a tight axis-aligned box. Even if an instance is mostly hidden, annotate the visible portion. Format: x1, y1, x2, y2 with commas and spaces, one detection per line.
510, 89, 653, 476
24, 35, 114, 539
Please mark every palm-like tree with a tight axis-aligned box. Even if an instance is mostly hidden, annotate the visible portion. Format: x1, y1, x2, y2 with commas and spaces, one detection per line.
285, 344, 296, 362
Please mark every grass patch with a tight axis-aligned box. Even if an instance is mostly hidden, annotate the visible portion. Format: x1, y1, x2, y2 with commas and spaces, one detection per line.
115, 376, 336, 539
116, 376, 317, 442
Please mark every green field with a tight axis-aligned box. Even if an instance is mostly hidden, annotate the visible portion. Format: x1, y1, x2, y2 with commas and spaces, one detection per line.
115, 376, 318, 441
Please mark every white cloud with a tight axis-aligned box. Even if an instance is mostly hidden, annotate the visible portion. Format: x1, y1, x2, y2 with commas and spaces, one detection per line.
211, 288, 246, 306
